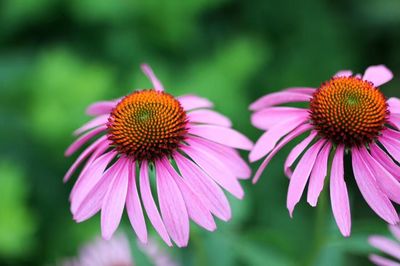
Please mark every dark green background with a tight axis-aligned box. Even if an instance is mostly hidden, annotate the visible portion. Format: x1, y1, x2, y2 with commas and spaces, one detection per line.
1, 0, 400, 265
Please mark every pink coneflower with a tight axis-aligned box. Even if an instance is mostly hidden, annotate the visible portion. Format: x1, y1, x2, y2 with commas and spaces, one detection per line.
64, 64, 253, 247
369, 225, 400, 266
249, 65, 400, 236
62, 233, 133, 266
61, 233, 179, 266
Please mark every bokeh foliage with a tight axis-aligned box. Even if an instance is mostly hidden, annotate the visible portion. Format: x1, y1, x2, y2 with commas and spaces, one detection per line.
1, 0, 400, 265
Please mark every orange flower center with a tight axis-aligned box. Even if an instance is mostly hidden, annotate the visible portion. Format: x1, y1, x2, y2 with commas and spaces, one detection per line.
107, 90, 188, 161
310, 76, 388, 146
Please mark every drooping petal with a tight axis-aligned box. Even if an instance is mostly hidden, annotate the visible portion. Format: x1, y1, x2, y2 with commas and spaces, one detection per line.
187, 136, 251, 179
101, 159, 129, 240
155, 160, 189, 247
253, 124, 313, 183
251, 107, 308, 130
363, 65, 393, 87
65, 126, 107, 156
352, 147, 399, 224
371, 143, 400, 181
389, 225, 400, 242
388, 97, 400, 114
284, 131, 318, 177
249, 90, 312, 111
380, 134, 400, 163
141, 64, 164, 92
174, 153, 231, 221
71, 150, 117, 213
187, 109, 232, 127
64, 135, 108, 182
189, 124, 253, 150
177, 95, 213, 111
74, 114, 109, 136
369, 236, 400, 261
161, 159, 216, 231
330, 145, 351, 237
73, 156, 121, 222
359, 146, 400, 204
126, 161, 147, 244
249, 113, 309, 162
86, 101, 117, 116
287, 140, 325, 216
182, 145, 244, 199
369, 254, 400, 266
334, 70, 353, 77
307, 142, 332, 206
284, 87, 316, 95
139, 161, 172, 246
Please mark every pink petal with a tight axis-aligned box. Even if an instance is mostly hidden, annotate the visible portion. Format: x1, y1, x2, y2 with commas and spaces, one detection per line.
141, 64, 164, 92
389, 114, 400, 129
182, 145, 244, 199
389, 225, 400, 242
287, 140, 325, 216
352, 147, 399, 224
249, 91, 312, 111
334, 70, 353, 77
284, 131, 318, 177
249, 113, 309, 162
126, 161, 148, 244
252, 124, 313, 183
370, 144, 400, 181
359, 146, 400, 204
101, 159, 129, 240
64, 135, 107, 182
369, 254, 400, 266
285, 87, 316, 95
174, 153, 231, 221
363, 65, 393, 87
369, 236, 400, 260
330, 145, 351, 237
187, 109, 232, 127
162, 159, 216, 231
307, 142, 332, 206
187, 136, 251, 179
155, 160, 189, 247
70, 140, 110, 198
139, 161, 172, 246
388, 97, 400, 114
189, 124, 253, 150
251, 107, 308, 130
178, 95, 213, 111
380, 134, 400, 163
73, 157, 121, 222
86, 101, 117, 116
74, 115, 109, 136
65, 126, 107, 156
71, 150, 117, 214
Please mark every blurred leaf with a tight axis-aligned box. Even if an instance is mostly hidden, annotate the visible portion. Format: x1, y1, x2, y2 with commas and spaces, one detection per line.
0, 160, 36, 257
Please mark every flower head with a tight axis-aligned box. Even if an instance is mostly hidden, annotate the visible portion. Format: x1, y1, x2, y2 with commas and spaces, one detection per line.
250, 65, 400, 236
369, 224, 400, 266
64, 64, 253, 247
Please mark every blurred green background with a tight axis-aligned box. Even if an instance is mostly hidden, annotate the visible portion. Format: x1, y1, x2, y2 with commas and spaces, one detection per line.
1, 0, 400, 265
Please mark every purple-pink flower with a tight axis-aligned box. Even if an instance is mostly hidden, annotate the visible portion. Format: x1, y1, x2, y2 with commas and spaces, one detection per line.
249, 65, 400, 236
369, 225, 400, 266
61, 233, 179, 266
64, 64, 253, 247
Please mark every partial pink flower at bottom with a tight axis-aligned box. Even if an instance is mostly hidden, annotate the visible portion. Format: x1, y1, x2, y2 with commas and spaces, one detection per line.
61, 233, 179, 266
249, 65, 400, 237
64, 64, 253, 247
369, 225, 400, 266
61, 233, 133, 266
